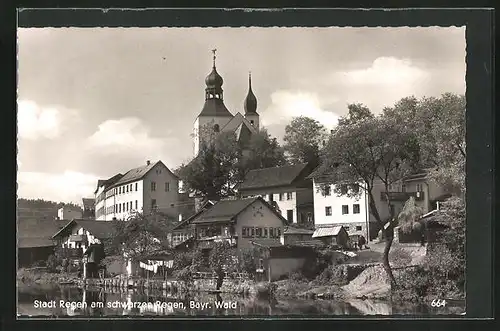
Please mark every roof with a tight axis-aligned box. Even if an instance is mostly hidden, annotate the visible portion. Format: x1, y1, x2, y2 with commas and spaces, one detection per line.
250, 238, 283, 248
52, 219, 116, 240
18, 237, 55, 248
198, 98, 233, 117
107, 161, 178, 189
284, 226, 314, 235
18, 219, 69, 248
192, 197, 260, 224
238, 163, 312, 191
82, 198, 95, 207
291, 240, 325, 248
312, 226, 346, 238
171, 200, 215, 230
94, 173, 124, 194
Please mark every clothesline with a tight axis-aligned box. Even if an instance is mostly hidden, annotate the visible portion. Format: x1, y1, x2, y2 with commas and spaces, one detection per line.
139, 260, 174, 272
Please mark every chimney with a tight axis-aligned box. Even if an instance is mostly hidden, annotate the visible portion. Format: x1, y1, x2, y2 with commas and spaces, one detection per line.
147, 160, 151, 165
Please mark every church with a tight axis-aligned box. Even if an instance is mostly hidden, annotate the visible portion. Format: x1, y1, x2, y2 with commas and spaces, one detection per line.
193, 50, 260, 156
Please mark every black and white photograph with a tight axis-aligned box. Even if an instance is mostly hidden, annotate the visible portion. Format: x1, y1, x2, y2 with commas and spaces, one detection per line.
16, 14, 468, 317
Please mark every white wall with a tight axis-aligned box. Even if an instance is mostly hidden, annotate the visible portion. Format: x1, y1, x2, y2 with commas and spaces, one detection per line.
142, 162, 180, 219
58, 206, 82, 220
312, 180, 370, 237
113, 179, 144, 221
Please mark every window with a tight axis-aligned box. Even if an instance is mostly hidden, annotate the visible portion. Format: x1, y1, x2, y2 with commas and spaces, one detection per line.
278, 193, 284, 201
242, 227, 248, 237
353, 204, 360, 214
250, 120, 254, 125
118, 204, 121, 213
287, 210, 294, 223
286, 192, 293, 200
135, 183, 138, 191
119, 187, 122, 194
325, 206, 332, 216
135, 200, 138, 210
351, 184, 360, 194
269, 227, 275, 238
151, 182, 156, 191
342, 205, 349, 214
277, 227, 281, 237
251, 228, 255, 237
257, 259, 264, 272
256, 227, 262, 237
389, 204, 395, 215
356, 226, 362, 231
323, 185, 331, 196
151, 199, 157, 209
129, 184, 132, 191
126, 185, 129, 193
340, 184, 348, 195
268, 193, 274, 201
264, 227, 268, 237
401, 184, 406, 192
165, 182, 170, 192
416, 183, 422, 192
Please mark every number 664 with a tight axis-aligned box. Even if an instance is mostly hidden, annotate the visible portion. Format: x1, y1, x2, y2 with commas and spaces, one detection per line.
430, 299, 447, 307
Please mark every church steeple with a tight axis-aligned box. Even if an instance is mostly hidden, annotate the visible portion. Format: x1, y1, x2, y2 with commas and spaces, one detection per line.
205, 49, 224, 101
244, 71, 258, 114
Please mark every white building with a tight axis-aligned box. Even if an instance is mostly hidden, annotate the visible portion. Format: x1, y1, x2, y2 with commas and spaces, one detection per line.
57, 205, 82, 220
94, 160, 180, 221
238, 163, 315, 226
309, 167, 452, 241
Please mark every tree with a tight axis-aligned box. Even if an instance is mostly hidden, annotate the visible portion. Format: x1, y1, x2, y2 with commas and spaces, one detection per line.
415, 93, 466, 195
243, 128, 288, 170
338, 103, 374, 126
103, 211, 175, 273
177, 129, 243, 200
208, 241, 239, 290
283, 116, 327, 165
322, 106, 420, 289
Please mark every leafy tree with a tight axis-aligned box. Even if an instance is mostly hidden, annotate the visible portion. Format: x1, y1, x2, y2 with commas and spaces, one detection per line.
178, 129, 243, 200
283, 116, 327, 165
415, 93, 466, 195
243, 127, 288, 170
208, 241, 239, 290
321, 106, 421, 289
338, 103, 374, 126
102, 211, 175, 274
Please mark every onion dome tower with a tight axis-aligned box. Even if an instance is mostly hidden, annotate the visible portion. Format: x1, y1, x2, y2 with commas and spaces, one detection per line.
199, 49, 232, 117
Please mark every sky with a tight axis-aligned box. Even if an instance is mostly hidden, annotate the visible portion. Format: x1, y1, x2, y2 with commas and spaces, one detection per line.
17, 27, 466, 204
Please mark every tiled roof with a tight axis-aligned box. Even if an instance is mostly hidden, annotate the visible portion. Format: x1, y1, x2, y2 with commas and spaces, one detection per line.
172, 200, 215, 230
53, 219, 116, 240
18, 237, 55, 248
17, 219, 69, 248
312, 226, 345, 238
199, 98, 233, 117
238, 163, 311, 190
192, 197, 259, 224
107, 161, 178, 189
284, 226, 314, 235
82, 198, 95, 207
94, 173, 124, 194
249, 238, 283, 248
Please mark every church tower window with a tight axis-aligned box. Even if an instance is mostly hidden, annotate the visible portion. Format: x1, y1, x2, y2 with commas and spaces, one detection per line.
213, 124, 220, 132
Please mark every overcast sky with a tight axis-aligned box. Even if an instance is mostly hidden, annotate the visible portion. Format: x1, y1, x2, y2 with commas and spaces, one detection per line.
17, 27, 465, 204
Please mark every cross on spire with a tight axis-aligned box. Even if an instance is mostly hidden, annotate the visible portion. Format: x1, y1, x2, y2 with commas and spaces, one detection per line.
211, 48, 217, 67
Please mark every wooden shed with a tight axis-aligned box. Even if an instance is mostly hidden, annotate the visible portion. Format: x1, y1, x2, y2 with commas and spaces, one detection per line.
312, 226, 349, 249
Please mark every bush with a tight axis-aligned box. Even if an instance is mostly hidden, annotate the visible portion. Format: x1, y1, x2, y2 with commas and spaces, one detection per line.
46, 254, 60, 272
390, 247, 413, 267
31, 260, 46, 267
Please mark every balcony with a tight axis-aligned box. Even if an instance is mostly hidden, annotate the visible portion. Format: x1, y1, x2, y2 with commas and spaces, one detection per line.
380, 191, 425, 202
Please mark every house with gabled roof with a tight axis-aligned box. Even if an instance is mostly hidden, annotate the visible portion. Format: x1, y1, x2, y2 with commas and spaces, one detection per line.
94, 160, 180, 221
237, 163, 316, 226
174, 196, 287, 250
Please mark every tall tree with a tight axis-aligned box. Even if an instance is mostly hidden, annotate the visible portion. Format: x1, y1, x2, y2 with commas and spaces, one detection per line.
322, 108, 420, 289
208, 241, 239, 290
283, 116, 327, 165
415, 93, 466, 195
243, 127, 288, 170
338, 103, 374, 126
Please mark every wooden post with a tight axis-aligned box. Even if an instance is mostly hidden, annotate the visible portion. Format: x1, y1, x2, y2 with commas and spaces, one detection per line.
83, 263, 87, 279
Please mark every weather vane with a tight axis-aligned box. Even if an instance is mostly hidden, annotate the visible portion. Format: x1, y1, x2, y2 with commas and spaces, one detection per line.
212, 48, 217, 67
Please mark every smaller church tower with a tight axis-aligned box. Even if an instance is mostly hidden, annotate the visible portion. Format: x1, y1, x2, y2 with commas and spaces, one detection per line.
244, 72, 259, 130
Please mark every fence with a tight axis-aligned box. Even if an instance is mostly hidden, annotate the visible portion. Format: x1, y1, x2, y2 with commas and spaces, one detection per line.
192, 271, 249, 280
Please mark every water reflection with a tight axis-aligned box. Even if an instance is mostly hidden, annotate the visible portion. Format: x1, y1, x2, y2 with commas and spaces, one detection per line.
17, 285, 465, 317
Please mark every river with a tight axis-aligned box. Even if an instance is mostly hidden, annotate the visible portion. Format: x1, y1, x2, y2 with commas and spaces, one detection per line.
17, 285, 465, 317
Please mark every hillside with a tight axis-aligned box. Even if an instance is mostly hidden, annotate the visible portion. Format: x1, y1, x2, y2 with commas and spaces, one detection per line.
17, 198, 82, 221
